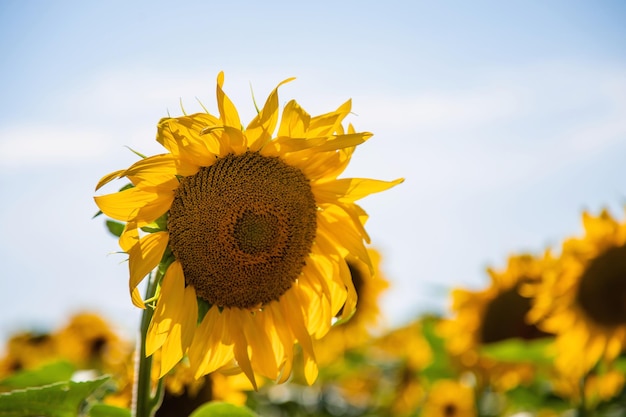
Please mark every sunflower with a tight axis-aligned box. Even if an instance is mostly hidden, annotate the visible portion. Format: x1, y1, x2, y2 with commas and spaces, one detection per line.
371, 320, 432, 415
550, 367, 625, 407
421, 379, 476, 417
54, 312, 130, 372
94, 72, 402, 388
0, 331, 57, 380
438, 253, 553, 391
528, 210, 626, 380
313, 247, 390, 365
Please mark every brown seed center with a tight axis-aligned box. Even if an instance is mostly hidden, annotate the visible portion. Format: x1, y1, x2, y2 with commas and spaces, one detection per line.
480, 283, 549, 344
167, 151, 317, 309
575, 244, 626, 327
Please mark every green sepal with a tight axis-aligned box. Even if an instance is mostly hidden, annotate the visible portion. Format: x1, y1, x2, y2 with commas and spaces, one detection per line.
189, 402, 258, 417
141, 213, 168, 233
157, 248, 175, 277
105, 220, 125, 238
124, 146, 147, 159
196, 298, 212, 324
0, 375, 109, 417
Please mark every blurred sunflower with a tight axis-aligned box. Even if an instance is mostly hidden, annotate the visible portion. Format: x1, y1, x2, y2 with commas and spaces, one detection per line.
102, 343, 257, 412
371, 320, 432, 415
421, 379, 476, 417
94, 72, 402, 387
551, 367, 625, 407
373, 320, 432, 375
0, 331, 57, 379
314, 247, 390, 365
55, 312, 130, 372
528, 210, 626, 379
438, 253, 553, 390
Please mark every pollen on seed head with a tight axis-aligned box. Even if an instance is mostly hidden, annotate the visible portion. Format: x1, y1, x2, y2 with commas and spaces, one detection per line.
167, 151, 317, 309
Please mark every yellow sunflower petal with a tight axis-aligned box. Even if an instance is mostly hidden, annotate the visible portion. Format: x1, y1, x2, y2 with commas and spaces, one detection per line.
189, 307, 235, 378
229, 314, 258, 390
317, 206, 371, 268
239, 311, 279, 380
280, 289, 316, 365
278, 99, 310, 138
314, 177, 404, 203
279, 291, 319, 384
95, 169, 126, 191
94, 186, 173, 225
306, 100, 352, 138
265, 132, 371, 155
263, 304, 295, 383
216, 71, 242, 130
127, 231, 169, 308
122, 154, 179, 189
157, 116, 219, 171
256, 310, 287, 374
146, 261, 197, 359
246, 77, 295, 151
308, 251, 348, 316
293, 146, 355, 181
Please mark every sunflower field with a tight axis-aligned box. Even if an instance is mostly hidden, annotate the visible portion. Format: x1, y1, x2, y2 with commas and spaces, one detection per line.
1, 74, 625, 417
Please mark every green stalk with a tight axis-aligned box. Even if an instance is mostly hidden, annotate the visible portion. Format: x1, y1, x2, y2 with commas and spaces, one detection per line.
577, 373, 587, 417
133, 271, 164, 417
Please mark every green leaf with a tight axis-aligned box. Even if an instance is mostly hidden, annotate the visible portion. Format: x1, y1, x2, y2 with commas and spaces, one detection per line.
480, 337, 553, 364
613, 356, 626, 373
189, 402, 257, 417
0, 361, 76, 390
88, 403, 131, 417
420, 315, 456, 381
0, 376, 109, 417
106, 220, 125, 238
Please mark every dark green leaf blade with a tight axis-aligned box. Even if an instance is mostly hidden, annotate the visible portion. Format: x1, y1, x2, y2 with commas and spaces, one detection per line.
0, 361, 76, 390
0, 376, 108, 417
105, 220, 125, 238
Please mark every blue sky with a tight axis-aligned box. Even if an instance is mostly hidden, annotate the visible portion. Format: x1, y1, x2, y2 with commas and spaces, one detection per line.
1, 1, 625, 343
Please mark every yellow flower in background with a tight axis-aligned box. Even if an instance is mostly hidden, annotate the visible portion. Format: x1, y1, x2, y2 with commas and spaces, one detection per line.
55, 312, 130, 372
528, 210, 626, 379
373, 320, 432, 373
94, 72, 402, 387
0, 312, 132, 382
438, 253, 553, 391
370, 320, 432, 415
314, 247, 390, 365
551, 367, 625, 407
0, 332, 57, 379
421, 379, 476, 417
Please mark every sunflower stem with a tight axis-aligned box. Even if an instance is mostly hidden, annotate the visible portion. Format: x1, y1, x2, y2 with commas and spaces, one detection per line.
133, 271, 163, 417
